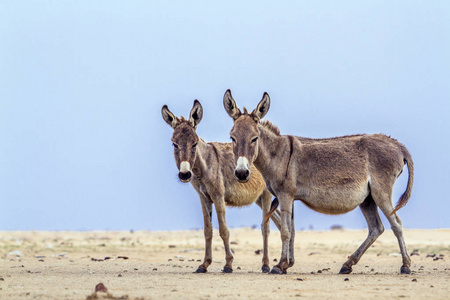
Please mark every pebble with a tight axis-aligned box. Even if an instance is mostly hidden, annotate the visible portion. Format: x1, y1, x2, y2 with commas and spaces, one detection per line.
95, 283, 108, 293
344, 278, 349, 281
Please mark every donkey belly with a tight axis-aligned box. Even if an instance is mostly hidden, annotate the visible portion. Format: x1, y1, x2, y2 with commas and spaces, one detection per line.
299, 186, 370, 215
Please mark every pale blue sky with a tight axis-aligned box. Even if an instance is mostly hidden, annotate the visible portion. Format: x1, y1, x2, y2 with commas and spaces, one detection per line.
1, 1, 449, 230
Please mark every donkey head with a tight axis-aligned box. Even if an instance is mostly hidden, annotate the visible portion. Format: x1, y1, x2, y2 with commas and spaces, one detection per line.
161, 100, 203, 183
223, 89, 270, 182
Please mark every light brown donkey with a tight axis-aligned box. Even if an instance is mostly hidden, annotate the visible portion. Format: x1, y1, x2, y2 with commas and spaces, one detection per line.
223, 90, 414, 275
161, 100, 281, 273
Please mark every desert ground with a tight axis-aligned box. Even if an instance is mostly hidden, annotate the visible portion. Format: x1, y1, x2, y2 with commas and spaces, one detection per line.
0, 228, 449, 299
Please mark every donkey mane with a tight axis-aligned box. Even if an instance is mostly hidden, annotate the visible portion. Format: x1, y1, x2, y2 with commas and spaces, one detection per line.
260, 120, 281, 136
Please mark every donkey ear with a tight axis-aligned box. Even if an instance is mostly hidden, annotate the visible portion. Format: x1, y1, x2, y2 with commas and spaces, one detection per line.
223, 89, 241, 120
189, 100, 203, 128
251, 92, 270, 121
161, 105, 180, 129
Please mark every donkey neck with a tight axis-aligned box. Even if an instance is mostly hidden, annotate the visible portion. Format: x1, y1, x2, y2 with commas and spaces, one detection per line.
192, 138, 216, 179
254, 123, 287, 177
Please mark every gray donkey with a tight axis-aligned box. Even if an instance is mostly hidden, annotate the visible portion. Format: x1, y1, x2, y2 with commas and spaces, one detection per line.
223, 90, 414, 275
161, 100, 281, 273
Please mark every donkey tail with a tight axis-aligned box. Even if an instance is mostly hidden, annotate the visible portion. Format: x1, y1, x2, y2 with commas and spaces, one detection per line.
390, 147, 414, 216
263, 198, 279, 224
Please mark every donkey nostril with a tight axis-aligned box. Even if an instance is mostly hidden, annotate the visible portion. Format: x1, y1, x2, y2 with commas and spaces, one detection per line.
235, 169, 250, 181
179, 171, 192, 181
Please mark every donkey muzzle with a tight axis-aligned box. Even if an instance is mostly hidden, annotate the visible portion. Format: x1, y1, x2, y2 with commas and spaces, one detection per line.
235, 156, 250, 183
179, 161, 192, 183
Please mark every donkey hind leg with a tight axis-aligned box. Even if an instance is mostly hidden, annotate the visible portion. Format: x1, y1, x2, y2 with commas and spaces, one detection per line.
376, 194, 411, 274
214, 198, 234, 273
259, 190, 272, 273
339, 194, 384, 274
196, 198, 213, 273
270, 196, 293, 275
288, 202, 295, 268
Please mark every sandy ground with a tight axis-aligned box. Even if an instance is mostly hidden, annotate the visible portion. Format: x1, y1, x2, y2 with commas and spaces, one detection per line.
0, 228, 449, 299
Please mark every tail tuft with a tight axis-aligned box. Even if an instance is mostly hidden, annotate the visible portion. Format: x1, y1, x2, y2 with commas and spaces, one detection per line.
264, 198, 279, 224
390, 150, 414, 216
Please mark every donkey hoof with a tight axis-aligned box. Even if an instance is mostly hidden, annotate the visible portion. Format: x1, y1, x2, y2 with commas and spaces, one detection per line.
269, 267, 285, 275
222, 267, 233, 273
400, 266, 411, 274
194, 267, 207, 273
262, 265, 270, 273
339, 265, 352, 274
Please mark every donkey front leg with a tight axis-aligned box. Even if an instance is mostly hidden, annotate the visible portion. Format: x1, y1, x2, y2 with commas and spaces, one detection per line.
288, 202, 295, 268
270, 196, 293, 274
195, 197, 213, 273
259, 190, 272, 273
214, 198, 234, 273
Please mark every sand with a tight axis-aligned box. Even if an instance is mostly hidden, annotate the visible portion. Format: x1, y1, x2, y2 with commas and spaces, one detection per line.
0, 228, 449, 299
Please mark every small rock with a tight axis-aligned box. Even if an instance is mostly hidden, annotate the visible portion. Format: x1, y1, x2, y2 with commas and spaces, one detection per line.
95, 283, 108, 293
308, 252, 320, 256
237, 267, 241, 270
344, 278, 349, 281
169, 245, 176, 248
118, 274, 123, 277
296, 278, 303, 281
412, 279, 417, 282
255, 250, 262, 255
426, 254, 436, 258
153, 268, 158, 271
317, 270, 322, 273
117, 256, 129, 260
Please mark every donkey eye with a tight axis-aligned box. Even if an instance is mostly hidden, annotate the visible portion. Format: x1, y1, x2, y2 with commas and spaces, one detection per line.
251, 137, 259, 144
172, 143, 179, 149
230, 136, 236, 143
192, 142, 198, 149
